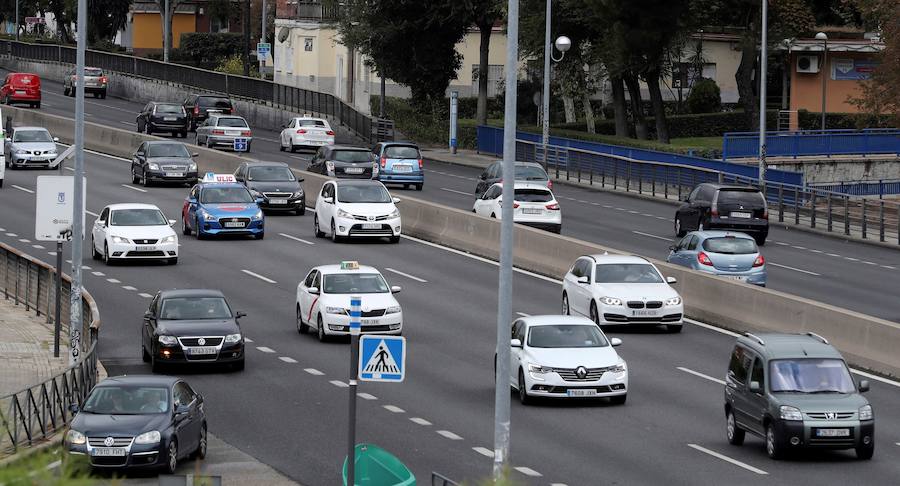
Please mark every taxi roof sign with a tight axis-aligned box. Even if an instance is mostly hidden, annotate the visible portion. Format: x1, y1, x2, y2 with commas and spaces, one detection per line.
340, 261, 360, 270
202, 172, 236, 183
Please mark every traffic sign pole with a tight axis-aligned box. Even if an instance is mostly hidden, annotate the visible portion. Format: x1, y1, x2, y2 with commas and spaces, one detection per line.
347, 295, 361, 486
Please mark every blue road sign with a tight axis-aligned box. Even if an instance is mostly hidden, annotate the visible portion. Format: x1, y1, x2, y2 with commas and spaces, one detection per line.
358, 335, 406, 382
233, 138, 248, 152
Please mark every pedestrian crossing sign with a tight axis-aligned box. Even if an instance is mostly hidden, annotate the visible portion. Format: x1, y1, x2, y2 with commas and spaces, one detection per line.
358, 335, 406, 382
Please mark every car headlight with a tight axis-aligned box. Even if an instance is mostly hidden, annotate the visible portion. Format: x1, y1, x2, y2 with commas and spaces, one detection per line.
188, 162, 197, 171
110, 235, 131, 244
599, 296, 622, 306
779, 405, 803, 421
388, 208, 400, 218
859, 404, 873, 420
66, 429, 86, 445
527, 363, 553, 381
158, 335, 178, 346
337, 208, 352, 219
15, 149, 28, 154
251, 209, 263, 220
611, 361, 627, 374
326, 306, 347, 315
47, 150, 58, 156
201, 211, 217, 221
148, 162, 160, 170
665, 296, 682, 306
159, 235, 176, 244
292, 190, 304, 198
224, 333, 242, 344
385, 306, 401, 314
134, 430, 161, 445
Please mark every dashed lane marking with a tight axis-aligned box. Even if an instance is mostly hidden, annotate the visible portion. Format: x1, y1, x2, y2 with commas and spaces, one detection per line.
32, 244, 44, 249
514, 467, 542, 477
437, 430, 463, 440
138, 293, 152, 298
19, 238, 31, 243
121, 286, 137, 291
632, 230, 671, 241
677, 366, 726, 385
92, 271, 105, 276
827, 253, 841, 257
358, 393, 377, 400
439, 187, 471, 196
241, 269, 277, 284
863, 261, 878, 266
330, 380, 349, 388
472, 447, 494, 458
279, 357, 298, 363
883, 265, 897, 270
845, 257, 859, 261
516, 312, 531, 317
383, 405, 405, 413
121, 184, 148, 193
244, 338, 254, 343
304, 368, 324, 375
279, 233, 315, 245
792, 245, 807, 250
410, 417, 431, 426
256, 346, 276, 353
5, 233, 17, 237
12, 185, 34, 194
106, 278, 121, 284
687, 444, 768, 475
768, 262, 821, 276
85, 210, 100, 217
775, 241, 789, 246
385, 267, 427, 283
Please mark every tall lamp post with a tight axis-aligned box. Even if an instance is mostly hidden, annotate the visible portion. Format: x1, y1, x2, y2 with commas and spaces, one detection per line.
540, 29, 571, 170
815, 32, 828, 131
757, 0, 768, 188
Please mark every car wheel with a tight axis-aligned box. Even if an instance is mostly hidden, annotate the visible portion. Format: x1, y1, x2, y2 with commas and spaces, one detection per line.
91, 237, 100, 260
255, 232, 264, 240
589, 301, 600, 325
726, 410, 745, 445
182, 217, 191, 235
141, 170, 151, 187
765, 423, 783, 460
100, 92, 106, 100
279, 142, 285, 152
195, 217, 206, 240
666, 324, 683, 333
131, 166, 139, 184
103, 243, 112, 265
331, 220, 341, 243
163, 439, 178, 474
233, 358, 245, 371
755, 234, 767, 246
35, 101, 40, 109
179, 131, 187, 138
63, 86, 69, 96
561, 292, 570, 315
167, 257, 178, 265
193, 424, 207, 459
206, 137, 213, 149
151, 350, 163, 373
389, 235, 400, 244
675, 217, 686, 237
290, 143, 297, 153
415, 184, 423, 191
314, 215, 324, 238
142, 343, 150, 363
317, 314, 327, 342
297, 305, 309, 334
518, 369, 532, 405
296, 205, 306, 216
195, 135, 201, 146
609, 394, 627, 405
856, 441, 874, 460
145, 123, 153, 135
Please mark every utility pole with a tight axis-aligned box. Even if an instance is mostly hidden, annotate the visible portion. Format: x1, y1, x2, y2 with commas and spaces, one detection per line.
243, 0, 250, 76
260, 0, 267, 78
70, 0, 87, 365
163, 0, 170, 63
14, 0, 19, 41
540, 0, 551, 170
757, 0, 768, 189
346, 295, 361, 486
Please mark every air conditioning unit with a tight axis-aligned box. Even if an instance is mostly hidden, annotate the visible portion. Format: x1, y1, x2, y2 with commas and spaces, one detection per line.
796, 55, 820, 74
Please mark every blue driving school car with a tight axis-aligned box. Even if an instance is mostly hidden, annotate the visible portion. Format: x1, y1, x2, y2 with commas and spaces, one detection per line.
181, 173, 265, 239
372, 142, 424, 191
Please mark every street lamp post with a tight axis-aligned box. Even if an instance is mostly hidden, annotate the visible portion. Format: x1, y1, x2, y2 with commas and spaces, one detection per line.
758, 0, 768, 188
540, 23, 570, 170
815, 32, 828, 131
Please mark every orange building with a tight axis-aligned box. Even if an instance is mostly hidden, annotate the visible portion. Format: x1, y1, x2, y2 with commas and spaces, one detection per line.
125, 0, 244, 56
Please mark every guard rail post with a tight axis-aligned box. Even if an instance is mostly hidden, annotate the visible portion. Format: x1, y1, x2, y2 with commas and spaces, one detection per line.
577, 156, 582, 183
663, 166, 668, 199
25, 260, 30, 312
827, 194, 833, 232
844, 197, 850, 236
625, 164, 631, 192
794, 187, 800, 225
810, 192, 817, 228
777, 185, 784, 222
612, 161, 617, 188
651, 166, 656, 197
861, 199, 867, 239
14, 256, 20, 305
589, 157, 593, 185
879, 200, 885, 242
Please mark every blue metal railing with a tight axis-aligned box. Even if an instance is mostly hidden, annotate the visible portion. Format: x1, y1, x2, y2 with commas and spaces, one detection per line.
722, 129, 900, 161
810, 179, 900, 198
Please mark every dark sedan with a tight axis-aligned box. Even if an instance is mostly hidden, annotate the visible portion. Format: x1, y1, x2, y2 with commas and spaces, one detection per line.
66, 375, 207, 474
137, 102, 189, 138
141, 289, 245, 371
307, 145, 377, 179
234, 160, 305, 215
131, 141, 199, 187
475, 161, 551, 196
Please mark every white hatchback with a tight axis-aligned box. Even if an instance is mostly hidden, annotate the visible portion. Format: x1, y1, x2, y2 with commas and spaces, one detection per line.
279, 116, 335, 152
561, 254, 684, 332
91, 203, 178, 265
313, 179, 401, 243
473, 182, 561, 233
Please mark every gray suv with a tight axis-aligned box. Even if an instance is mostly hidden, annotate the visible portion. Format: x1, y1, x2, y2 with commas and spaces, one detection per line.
724, 332, 874, 460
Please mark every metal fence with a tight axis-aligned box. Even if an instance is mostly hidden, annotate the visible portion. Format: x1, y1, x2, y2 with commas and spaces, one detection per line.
0, 242, 101, 454
0, 40, 379, 143
431, 472, 459, 486
723, 128, 900, 161
810, 179, 900, 198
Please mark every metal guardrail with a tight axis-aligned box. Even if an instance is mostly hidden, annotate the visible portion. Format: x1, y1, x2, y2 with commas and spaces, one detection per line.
810, 179, 900, 198
723, 128, 900, 161
431, 472, 459, 486
0, 242, 101, 454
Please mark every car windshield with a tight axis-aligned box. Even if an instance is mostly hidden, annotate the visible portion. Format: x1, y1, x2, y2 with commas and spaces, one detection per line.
160, 297, 232, 320
337, 184, 392, 203
199, 97, 231, 108
323, 273, 389, 294
82, 386, 169, 415
527, 325, 609, 348
147, 143, 190, 158
332, 150, 372, 163
769, 359, 856, 394
85, 68, 103, 77
249, 166, 295, 181
217, 118, 248, 128
14, 130, 52, 142
702, 237, 757, 254
384, 146, 419, 159
110, 209, 167, 226
154, 104, 183, 114
297, 119, 327, 127
200, 187, 253, 203
515, 165, 548, 181
717, 190, 765, 208
514, 188, 553, 202
594, 264, 663, 283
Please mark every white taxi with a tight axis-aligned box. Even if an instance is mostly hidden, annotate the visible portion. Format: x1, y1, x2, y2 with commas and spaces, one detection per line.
279, 116, 335, 152
296, 261, 403, 342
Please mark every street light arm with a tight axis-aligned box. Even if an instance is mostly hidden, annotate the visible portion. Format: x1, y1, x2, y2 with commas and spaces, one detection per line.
551, 50, 566, 63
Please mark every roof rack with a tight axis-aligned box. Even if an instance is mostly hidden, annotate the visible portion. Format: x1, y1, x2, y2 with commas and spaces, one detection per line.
744, 332, 765, 346
805, 332, 829, 344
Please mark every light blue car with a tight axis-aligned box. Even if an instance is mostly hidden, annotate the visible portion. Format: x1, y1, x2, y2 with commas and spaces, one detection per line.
666, 231, 767, 286
372, 142, 424, 191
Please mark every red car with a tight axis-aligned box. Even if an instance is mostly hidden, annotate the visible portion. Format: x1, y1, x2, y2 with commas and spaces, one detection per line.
1, 73, 41, 108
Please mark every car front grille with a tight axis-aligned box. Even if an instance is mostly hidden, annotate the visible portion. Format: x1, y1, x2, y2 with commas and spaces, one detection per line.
88, 436, 133, 447
360, 309, 385, 317
627, 301, 644, 309
179, 337, 224, 347
132, 239, 158, 245
349, 224, 392, 236
263, 192, 293, 198
125, 250, 166, 257
362, 324, 393, 332
626, 301, 663, 309
553, 366, 612, 382
160, 165, 188, 171
646, 301, 663, 309
539, 385, 616, 393
806, 412, 855, 420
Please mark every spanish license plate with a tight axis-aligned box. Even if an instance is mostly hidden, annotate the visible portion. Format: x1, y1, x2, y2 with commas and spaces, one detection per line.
816, 428, 850, 437
135, 245, 155, 252
345, 167, 364, 174
165, 172, 183, 178
361, 318, 377, 325
362, 223, 381, 229
164, 117, 177, 121
226, 130, 241, 136
224, 221, 245, 228
731, 211, 752, 218
523, 208, 543, 215
724, 275, 748, 281
91, 447, 126, 456
567, 389, 598, 397
269, 199, 288, 205
633, 309, 658, 317
15, 90, 25, 95
393, 165, 412, 173
187, 346, 218, 355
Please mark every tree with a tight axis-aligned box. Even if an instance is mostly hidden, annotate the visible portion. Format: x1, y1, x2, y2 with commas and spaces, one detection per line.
849, 0, 900, 123
87, 0, 131, 44
471, 0, 503, 126
152, 0, 187, 62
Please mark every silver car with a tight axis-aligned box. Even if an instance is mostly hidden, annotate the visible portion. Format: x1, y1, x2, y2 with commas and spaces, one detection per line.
5, 127, 59, 169
194, 115, 253, 153
63, 67, 107, 99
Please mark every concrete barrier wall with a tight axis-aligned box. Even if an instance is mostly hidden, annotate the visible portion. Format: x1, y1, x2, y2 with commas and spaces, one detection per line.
6, 104, 900, 378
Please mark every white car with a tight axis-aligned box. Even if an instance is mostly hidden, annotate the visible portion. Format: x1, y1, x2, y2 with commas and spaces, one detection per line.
506, 315, 627, 405
561, 254, 684, 332
296, 261, 403, 341
473, 182, 561, 233
279, 116, 335, 152
91, 203, 178, 265
313, 179, 401, 243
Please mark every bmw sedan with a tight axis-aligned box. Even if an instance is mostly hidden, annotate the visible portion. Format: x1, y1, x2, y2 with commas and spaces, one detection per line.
65, 375, 207, 474
667, 231, 766, 286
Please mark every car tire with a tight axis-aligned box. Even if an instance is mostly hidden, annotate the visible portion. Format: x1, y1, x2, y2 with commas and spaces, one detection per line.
331, 220, 341, 243
279, 142, 285, 152
255, 232, 265, 240
91, 237, 100, 260
151, 351, 163, 373
179, 130, 187, 138
390, 235, 400, 244
609, 394, 627, 405
675, 217, 686, 237
63, 86, 69, 96
233, 358, 245, 371
190, 120, 197, 132
589, 301, 600, 325
755, 234, 767, 246
100, 92, 106, 100
163, 438, 178, 474
726, 410, 745, 445
206, 138, 213, 149
517, 369, 532, 405
317, 314, 327, 342
131, 166, 139, 184
296, 205, 306, 216
314, 215, 325, 238
141, 170, 151, 187
415, 184, 423, 191
181, 217, 191, 236
290, 143, 297, 153
103, 243, 112, 266
192, 424, 207, 459
765, 423, 783, 460
666, 324, 683, 333
195, 135, 201, 146
856, 441, 874, 460
145, 124, 153, 136
142, 343, 150, 363
297, 305, 309, 334
195, 217, 206, 240
561, 292, 570, 315
167, 257, 178, 265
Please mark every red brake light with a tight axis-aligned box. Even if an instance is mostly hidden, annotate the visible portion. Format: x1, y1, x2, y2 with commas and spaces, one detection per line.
546, 203, 560, 210
547, 180, 553, 190
418, 158, 423, 169
761, 210, 769, 220
711, 208, 719, 217
193, 106, 199, 115
380, 156, 387, 168
100, 76, 108, 84
753, 254, 765, 267
513, 203, 520, 209
296, 129, 307, 134
326, 130, 335, 136
697, 252, 714, 266
211, 129, 224, 135
241, 130, 251, 136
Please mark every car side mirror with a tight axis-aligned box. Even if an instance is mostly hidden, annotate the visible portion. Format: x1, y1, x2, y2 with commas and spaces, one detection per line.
749, 381, 762, 393
191, 152, 199, 157
143, 310, 152, 319
322, 197, 333, 204
390, 286, 401, 294
392, 197, 400, 204
175, 404, 190, 416
68, 403, 79, 414
235, 311, 247, 319
187, 197, 197, 204
610, 337, 622, 347
577, 276, 589, 285
255, 197, 264, 204
168, 219, 176, 226
281, 124, 286, 128
308, 287, 320, 295
666, 276, 677, 285
668, 245, 677, 252
98, 220, 106, 227
858, 380, 869, 393
510, 338, 522, 348
297, 177, 305, 182
479, 173, 487, 180
53, 137, 60, 142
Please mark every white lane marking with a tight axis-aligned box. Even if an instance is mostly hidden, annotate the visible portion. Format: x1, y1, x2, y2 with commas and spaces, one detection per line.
106, 278, 121, 283
809, 249, 823, 253
12, 185, 34, 194
827, 253, 841, 257
18, 238, 31, 243
241, 269, 277, 284
81, 265, 91, 270
577, 200, 589, 204
256, 346, 276, 353
590, 202, 600, 206
602, 205, 613, 208
439, 187, 471, 196
768, 262, 821, 276
656, 216, 668, 220
792, 246, 807, 250
628, 210, 639, 214
385, 267, 428, 283
472, 447, 494, 458
48, 251, 56, 256
514, 467, 543, 477
32, 244, 44, 249
551, 484, 569, 486
244, 338, 254, 343
632, 230, 671, 241
383, 405, 405, 413
687, 444, 768, 475
5, 233, 17, 237
677, 366, 726, 385
615, 207, 626, 211
775, 241, 789, 246
330, 380, 349, 388
516, 312, 531, 317
437, 430, 463, 440
409, 417, 431, 426
641, 213, 654, 217
304, 368, 324, 375
895, 442, 900, 447
862, 261, 878, 266
845, 257, 859, 261
138, 293, 153, 298
64, 167, 74, 172
121, 184, 147, 193
121, 285, 137, 291
279, 356, 298, 363
0, 227, 4, 231
279, 233, 314, 245
85, 210, 100, 217
358, 393, 378, 400
883, 265, 897, 270
92, 271, 105, 276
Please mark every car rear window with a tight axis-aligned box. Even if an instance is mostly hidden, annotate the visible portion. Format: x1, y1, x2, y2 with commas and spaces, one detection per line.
13, 75, 38, 85
515, 165, 548, 181
198, 97, 232, 108
716, 189, 765, 208
384, 146, 420, 159
85, 68, 103, 77
514, 188, 553, 202
217, 118, 248, 128
332, 150, 372, 163
298, 119, 327, 127
154, 104, 184, 114
702, 237, 757, 254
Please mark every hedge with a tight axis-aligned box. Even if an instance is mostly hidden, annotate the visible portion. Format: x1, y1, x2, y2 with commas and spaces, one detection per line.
797, 110, 897, 130
372, 96, 478, 149
549, 111, 778, 139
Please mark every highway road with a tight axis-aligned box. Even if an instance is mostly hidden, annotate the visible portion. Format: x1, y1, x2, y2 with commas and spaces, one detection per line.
2, 149, 900, 485
12, 70, 900, 323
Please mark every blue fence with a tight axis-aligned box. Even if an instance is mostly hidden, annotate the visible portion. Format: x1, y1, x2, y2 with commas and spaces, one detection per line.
722, 129, 900, 161
811, 179, 900, 198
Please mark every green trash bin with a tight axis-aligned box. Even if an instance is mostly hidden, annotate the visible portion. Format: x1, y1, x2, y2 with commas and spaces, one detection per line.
342, 443, 416, 486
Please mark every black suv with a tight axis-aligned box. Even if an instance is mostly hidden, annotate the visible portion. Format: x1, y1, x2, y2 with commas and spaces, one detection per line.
675, 183, 768, 245
234, 161, 305, 215
136, 102, 189, 138
307, 145, 376, 179
183, 95, 234, 131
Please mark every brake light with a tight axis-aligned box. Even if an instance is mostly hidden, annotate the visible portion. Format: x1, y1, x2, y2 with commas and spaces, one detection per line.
513, 203, 520, 209
296, 129, 307, 134
380, 156, 387, 168
326, 130, 335, 136
211, 129, 224, 135
711, 208, 719, 218
241, 130, 251, 136
547, 180, 553, 190
546, 203, 560, 210
761, 210, 769, 220
697, 252, 714, 266
100, 76, 108, 84
193, 106, 199, 115
753, 254, 765, 267
418, 158, 423, 169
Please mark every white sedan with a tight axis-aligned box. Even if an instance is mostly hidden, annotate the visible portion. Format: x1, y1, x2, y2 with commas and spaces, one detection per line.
296, 261, 402, 342
279, 116, 335, 152
90, 203, 178, 265
561, 254, 684, 332
506, 315, 627, 405
473, 182, 561, 233
314, 179, 401, 243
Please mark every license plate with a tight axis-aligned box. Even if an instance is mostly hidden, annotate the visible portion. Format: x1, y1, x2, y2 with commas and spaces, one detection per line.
567, 389, 598, 397
724, 275, 748, 281
361, 318, 378, 325
393, 165, 412, 173
135, 245, 155, 252
15, 90, 25, 95
224, 221, 245, 228
226, 130, 241, 136
633, 310, 658, 317
345, 167, 364, 174
816, 428, 850, 437
269, 199, 288, 205
187, 346, 218, 355
362, 223, 381, 229
523, 208, 543, 215
731, 211, 752, 218
91, 447, 126, 456
165, 172, 183, 178
164, 117, 177, 121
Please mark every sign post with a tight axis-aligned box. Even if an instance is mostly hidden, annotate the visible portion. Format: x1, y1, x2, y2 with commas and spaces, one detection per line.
346, 294, 361, 486
449, 90, 459, 155
256, 42, 271, 79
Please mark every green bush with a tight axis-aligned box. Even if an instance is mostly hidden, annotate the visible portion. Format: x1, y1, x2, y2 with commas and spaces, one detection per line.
797, 110, 896, 130
371, 96, 478, 149
177, 32, 244, 70
551, 111, 777, 139
686, 78, 722, 114
215, 54, 258, 76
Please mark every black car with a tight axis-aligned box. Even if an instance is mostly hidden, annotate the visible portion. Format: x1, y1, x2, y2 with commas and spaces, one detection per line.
307, 145, 377, 179
131, 141, 199, 187
66, 375, 207, 474
675, 183, 769, 245
137, 102, 189, 138
234, 161, 305, 215
183, 94, 234, 131
141, 289, 245, 371
474, 161, 551, 196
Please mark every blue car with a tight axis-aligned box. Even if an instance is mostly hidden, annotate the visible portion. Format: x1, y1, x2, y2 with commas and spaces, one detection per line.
666, 231, 766, 286
372, 142, 424, 190
181, 174, 265, 239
